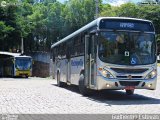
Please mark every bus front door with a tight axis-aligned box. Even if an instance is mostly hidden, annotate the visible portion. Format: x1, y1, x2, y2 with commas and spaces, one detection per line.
85, 35, 96, 89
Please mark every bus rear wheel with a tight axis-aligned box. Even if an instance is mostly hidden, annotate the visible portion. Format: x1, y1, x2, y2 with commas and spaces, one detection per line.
125, 89, 134, 95
78, 74, 91, 96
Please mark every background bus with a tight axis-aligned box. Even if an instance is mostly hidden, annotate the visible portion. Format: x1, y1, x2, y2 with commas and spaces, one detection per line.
51, 17, 157, 96
0, 52, 32, 78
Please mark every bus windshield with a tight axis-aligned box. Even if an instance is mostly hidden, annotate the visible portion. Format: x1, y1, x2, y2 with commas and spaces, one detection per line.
98, 31, 156, 65
15, 58, 32, 70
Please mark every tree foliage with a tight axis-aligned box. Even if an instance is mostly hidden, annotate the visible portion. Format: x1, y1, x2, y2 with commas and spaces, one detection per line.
0, 0, 160, 52
101, 3, 160, 37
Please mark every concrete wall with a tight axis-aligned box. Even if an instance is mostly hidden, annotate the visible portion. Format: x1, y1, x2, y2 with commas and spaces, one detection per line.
27, 52, 51, 78
29, 52, 50, 63
32, 61, 49, 78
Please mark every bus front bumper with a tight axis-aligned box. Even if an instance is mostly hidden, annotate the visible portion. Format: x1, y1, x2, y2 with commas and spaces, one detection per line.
97, 76, 157, 90
16, 70, 31, 77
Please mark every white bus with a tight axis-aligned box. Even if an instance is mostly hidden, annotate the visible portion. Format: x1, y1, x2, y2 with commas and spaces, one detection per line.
51, 17, 157, 96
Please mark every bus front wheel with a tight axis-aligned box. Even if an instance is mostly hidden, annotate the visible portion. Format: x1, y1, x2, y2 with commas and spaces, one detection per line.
78, 74, 91, 96
125, 89, 134, 95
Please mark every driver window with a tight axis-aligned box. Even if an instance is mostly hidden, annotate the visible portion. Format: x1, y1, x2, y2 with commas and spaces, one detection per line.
136, 34, 152, 54
116, 34, 125, 55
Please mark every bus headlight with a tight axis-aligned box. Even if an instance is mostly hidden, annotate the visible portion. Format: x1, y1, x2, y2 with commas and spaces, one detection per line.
145, 69, 157, 79
101, 69, 114, 78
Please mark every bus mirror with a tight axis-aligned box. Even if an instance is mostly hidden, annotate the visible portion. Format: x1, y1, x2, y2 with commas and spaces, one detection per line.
89, 30, 97, 35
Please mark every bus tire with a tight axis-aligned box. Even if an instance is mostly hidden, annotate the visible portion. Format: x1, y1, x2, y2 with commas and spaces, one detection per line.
125, 89, 134, 95
78, 74, 91, 96
57, 72, 65, 87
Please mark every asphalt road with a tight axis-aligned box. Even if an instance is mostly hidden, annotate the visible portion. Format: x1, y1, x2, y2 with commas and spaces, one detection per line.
0, 68, 159, 114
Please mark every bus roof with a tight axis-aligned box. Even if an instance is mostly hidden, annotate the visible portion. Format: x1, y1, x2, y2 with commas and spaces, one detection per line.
0, 51, 31, 58
51, 17, 153, 49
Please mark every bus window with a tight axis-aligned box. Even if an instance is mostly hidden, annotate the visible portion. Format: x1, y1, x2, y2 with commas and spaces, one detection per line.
98, 31, 155, 65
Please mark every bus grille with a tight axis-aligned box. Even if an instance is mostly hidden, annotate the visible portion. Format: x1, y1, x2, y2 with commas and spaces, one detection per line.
119, 81, 140, 86
116, 76, 142, 79
111, 68, 148, 74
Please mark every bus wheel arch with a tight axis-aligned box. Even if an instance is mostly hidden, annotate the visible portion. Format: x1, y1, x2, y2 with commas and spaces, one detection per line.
80, 69, 84, 76
78, 73, 91, 96
57, 71, 61, 87
57, 70, 65, 87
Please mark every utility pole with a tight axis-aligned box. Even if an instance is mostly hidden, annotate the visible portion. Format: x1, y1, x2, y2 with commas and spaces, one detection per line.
21, 37, 24, 54
20, 0, 24, 55
95, 0, 99, 19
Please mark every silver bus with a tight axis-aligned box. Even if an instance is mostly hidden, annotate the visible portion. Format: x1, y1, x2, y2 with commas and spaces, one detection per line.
51, 17, 157, 96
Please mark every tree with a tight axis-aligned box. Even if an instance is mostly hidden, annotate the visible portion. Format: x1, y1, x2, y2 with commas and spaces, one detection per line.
63, 0, 101, 35
1, 0, 160, 52
0, 2, 18, 51
100, 2, 160, 41
137, 5, 160, 35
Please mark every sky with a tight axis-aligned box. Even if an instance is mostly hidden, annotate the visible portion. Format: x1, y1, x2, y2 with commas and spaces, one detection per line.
57, 0, 143, 6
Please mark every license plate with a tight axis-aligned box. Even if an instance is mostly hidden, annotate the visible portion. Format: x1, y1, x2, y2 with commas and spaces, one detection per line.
125, 86, 135, 90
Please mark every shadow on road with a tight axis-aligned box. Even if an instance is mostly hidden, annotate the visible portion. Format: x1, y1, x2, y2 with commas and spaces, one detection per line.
88, 90, 160, 106
52, 84, 160, 106
0, 77, 30, 80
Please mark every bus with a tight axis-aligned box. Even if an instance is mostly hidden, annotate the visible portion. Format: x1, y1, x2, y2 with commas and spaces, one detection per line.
51, 17, 157, 95
157, 40, 160, 61
0, 52, 32, 78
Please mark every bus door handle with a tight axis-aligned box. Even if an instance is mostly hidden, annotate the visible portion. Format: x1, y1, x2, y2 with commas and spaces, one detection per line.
86, 59, 94, 64
86, 59, 90, 64
90, 59, 94, 63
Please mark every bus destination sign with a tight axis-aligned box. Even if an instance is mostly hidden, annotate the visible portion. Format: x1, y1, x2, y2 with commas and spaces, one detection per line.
120, 23, 134, 28
99, 19, 154, 32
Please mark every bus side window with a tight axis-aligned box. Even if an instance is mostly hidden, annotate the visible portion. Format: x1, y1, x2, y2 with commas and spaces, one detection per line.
12, 59, 15, 64
57, 46, 61, 59
74, 36, 78, 56
60, 44, 63, 58
66, 42, 71, 59
61, 42, 66, 59
52, 49, 55, 62
66, 39, 73, 58
80, 35, 85, 55
70, 39, 74, 57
